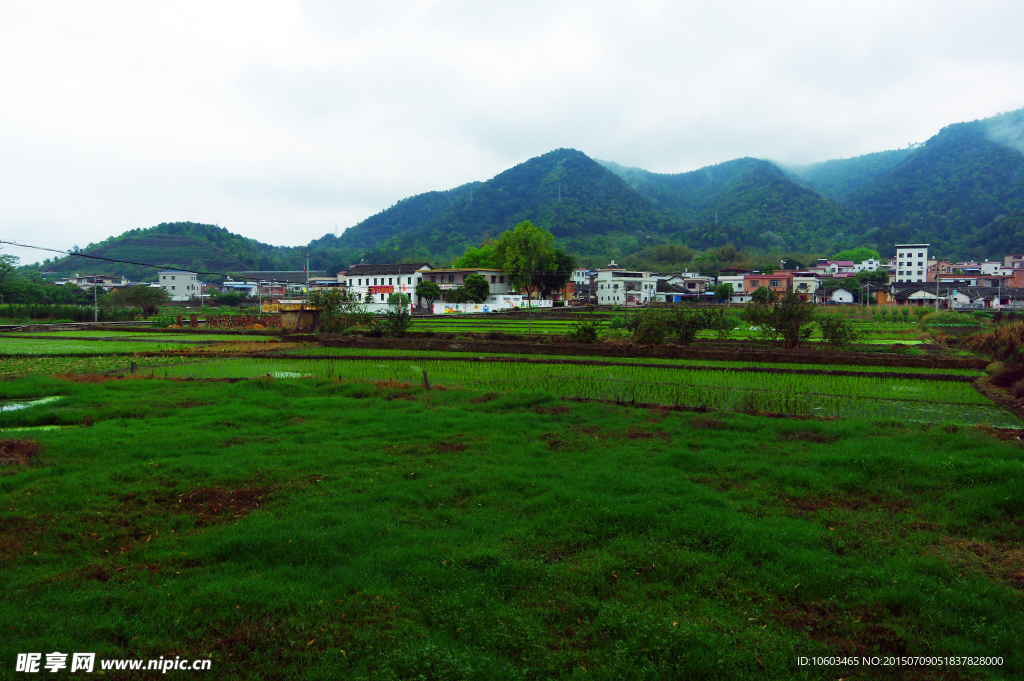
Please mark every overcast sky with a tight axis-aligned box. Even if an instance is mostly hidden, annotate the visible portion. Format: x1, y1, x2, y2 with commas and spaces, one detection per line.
2, 0, 1022, 263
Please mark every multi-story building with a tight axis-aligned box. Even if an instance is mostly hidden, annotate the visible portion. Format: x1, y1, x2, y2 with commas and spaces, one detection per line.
158, 270, 199, 301
927, 260, 954, 282
743, 271, 794, 296
894, 244, 929, 283
594, 264, 658, 305
422, 268, 514, 299
1004, 254, 1024, 270
345, 263, 433, 307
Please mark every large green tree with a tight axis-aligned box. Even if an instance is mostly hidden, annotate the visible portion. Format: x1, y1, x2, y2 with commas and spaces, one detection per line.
494, 221, 555, 333
0, 254, 18, 304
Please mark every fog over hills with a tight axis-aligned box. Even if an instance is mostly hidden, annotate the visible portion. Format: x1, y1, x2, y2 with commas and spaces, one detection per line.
27, 108, 1024, 279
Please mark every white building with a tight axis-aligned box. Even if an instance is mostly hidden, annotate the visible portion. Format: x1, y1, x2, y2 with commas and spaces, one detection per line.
829, 288, 855, 304
159, 270, 199, 301
894, 244, 929, 284
572, 268, 591, 286
853, 259, 880, 272
346, 263, 432, 311
594, 264, 658, 305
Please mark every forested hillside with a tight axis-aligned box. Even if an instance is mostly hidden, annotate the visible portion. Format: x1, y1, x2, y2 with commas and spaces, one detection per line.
785, 148, 916, 201
37, 223, 306, 281
848, 109, 1024, 258
315, 149, 686, 265
599, 157, 864, 253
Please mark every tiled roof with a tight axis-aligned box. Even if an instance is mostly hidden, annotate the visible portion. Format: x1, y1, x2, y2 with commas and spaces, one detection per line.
345, 263, 432, 276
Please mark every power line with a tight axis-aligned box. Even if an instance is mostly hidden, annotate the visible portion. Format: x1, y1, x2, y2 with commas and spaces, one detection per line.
0, 240, 239, 278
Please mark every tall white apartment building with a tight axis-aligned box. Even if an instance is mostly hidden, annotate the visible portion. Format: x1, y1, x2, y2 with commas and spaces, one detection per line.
894, 244, 929, 284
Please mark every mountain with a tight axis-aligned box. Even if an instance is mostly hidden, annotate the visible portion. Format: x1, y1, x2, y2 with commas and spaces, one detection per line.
598, 157, 864, 252
37, 222, 307, 281
785, 148, 916, 201
314, 148, 687, 264
847, 110, 1024, 259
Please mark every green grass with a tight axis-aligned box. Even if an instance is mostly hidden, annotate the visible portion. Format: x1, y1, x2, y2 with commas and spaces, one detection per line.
0, 355, 184, 378
1, 376, 1021, 679
0, 337, 202, 355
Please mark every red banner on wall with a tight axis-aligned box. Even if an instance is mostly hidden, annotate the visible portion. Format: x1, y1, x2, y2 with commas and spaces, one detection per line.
369, 286, 394, 294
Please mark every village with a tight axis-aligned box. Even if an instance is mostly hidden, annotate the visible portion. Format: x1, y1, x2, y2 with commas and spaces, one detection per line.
49, 244, 1024, 313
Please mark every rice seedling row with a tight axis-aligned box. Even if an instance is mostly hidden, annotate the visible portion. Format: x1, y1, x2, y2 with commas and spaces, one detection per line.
158, 357, 1016, 427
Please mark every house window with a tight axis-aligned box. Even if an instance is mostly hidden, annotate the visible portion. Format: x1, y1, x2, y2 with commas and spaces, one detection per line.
408, 277, 412, 284
770, 279, 781, 287
171, 276, 175, 281
389, 278, 393, 285
491, 276, 496, 283
499, 276, 504, 284
431, 276, 436, 282
171, 286, 175, 291
449, 275, 454, 283
381, 294, 385, 301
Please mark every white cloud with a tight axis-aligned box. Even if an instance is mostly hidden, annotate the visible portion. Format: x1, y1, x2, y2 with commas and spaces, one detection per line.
0, 0, 1022, 263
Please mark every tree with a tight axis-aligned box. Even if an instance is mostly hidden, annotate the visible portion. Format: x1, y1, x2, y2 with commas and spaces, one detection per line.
751, 286, 777, 305
743, 289, 817, 349
534, 248, 577, 299
453, 244, 498, 269
108, 286, 170, 315
448, 274, 489, 304
713, 282, 734, 302
494, 221, 555, 333
415, 280, 442, 309
831, 247, 881, 263
308, 288, 370, 334
0, 254, 18, 304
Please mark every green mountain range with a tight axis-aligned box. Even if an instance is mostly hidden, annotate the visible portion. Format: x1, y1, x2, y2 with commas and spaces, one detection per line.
27, 107, 1024, 279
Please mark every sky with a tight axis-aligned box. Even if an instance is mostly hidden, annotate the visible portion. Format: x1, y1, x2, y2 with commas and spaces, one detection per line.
1, 0, 1022, 264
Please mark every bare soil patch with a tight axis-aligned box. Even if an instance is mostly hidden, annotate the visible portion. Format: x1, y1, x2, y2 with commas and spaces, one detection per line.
778, 431, 838, 445
690, 417, 727, 430
930, 537, 1024, 589
0, 438, 42, 466
470, 392, 497, 404
533, 405, 571, 415
176, 487, 269, 526
625, 428, 671, 441
433, 440, 466, 454
771, 599, 911, 660
779, 492, 912, 515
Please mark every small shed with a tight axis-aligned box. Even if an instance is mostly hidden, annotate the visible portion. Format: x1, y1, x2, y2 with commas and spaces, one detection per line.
278, 299, 318, 332
830, 288, 855, 304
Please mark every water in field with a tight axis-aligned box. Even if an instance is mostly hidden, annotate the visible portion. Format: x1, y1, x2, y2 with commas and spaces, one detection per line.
158, 358, 1023, 428
1, 396, 63, 412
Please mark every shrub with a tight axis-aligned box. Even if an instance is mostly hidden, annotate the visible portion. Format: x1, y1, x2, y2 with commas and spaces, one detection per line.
568, 318, 600, 343
608, 315, 626, 330
817, 315, 863, 348
742, 291, 816, 349
378, 301, 412, 338
627, 308, 671, 345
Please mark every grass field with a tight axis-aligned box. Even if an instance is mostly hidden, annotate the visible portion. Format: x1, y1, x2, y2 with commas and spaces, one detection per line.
1, 375, 1022, 679
1, 320, 1020, 679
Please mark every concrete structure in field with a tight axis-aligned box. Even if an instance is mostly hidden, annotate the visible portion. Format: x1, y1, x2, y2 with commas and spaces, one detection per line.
894, 244, 929, 284
158, 270, 199, 301
594, 263, 657, 305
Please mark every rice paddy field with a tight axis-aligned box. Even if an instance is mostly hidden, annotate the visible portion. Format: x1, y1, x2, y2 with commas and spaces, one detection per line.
2, 321, 1021, 679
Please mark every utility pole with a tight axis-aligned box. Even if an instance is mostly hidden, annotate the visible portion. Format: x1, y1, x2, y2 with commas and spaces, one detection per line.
93, 277, 98, 322
305, 253, 309, 300
935, 272, 940, 311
